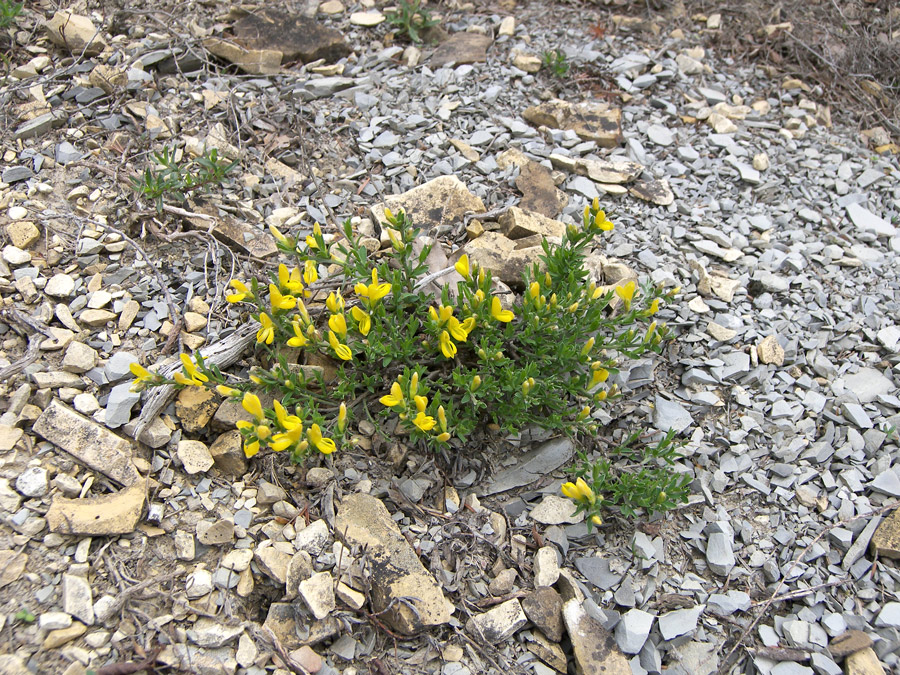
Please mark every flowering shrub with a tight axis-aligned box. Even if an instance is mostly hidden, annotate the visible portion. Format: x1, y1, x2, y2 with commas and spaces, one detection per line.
131, 200, 688, 521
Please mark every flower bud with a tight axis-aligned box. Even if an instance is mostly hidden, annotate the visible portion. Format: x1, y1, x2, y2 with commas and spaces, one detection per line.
337, 402, 348, 433
471, 375, 482, 392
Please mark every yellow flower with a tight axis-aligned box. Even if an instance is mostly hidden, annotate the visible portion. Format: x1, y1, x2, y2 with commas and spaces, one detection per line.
269, 224, 288, 243
409, 372, 419, 397
575, 477, 596, 504
490, 297, 514, 323
414, 395, 428, 413
615, 280, 637, 309
436, 432, 451, 443
471, 375, 482, 392
243, 440, 260, 458
529, 281, 540, 299
226, 279, 252, 303
588, 368, 609, 389
308, 424, 336, 454
455, 254, 470, 279
561, 482, 579, 500
269, 284, 296, 311
380, 381, 404, 408
384, 207, 395, 222
337, 403, 348, 433
270, 424, 303, 452
278, 264, 304, 295
577, 406, 591, 421
594, 210, 614, 231
355, 269, 392, 305
180, 353, 208, 384
328, 312, 348, 338
412, 411, 436, 432
216, 384, 237, 397
328, 330, 352, 361
273, 400, 302, 431
350, 306, 371, 336
303, 260, 318, 286
242, 392, 264, 421
256, 424, 271, 440
287, 321, 308, 348
437, 406, 447, 433
581, 337, 595, 357
326, 291, 344, 314
306, 222, 322, 249
472, 289, 485, 308
439, 331, 457, 358
647, 298, 660, 315
257, 313, 275, 344
591, 515, 603, 527
130, 362, 153, 383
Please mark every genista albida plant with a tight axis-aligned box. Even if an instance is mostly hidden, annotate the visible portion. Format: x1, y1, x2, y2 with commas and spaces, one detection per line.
132, 200, 690, 525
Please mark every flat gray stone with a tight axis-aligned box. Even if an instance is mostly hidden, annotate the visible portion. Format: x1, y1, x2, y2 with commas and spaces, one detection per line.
653, 395, 692, 432
658, 605, 704, 641
105, 383, 140, 428
844, 368, 894, 403
847, 203, 898, 237
706, 532, 735, 575
615, 608, 654, 654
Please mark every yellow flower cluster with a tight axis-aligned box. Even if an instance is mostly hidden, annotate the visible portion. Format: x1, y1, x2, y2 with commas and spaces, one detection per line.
429, 304, 475, 359
561, 477, 603, 526
235, 392, 336, 458
379, 372, 450, 441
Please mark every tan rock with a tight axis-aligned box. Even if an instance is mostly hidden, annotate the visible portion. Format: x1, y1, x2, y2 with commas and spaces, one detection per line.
209, 430, 248, 476
43, 621, 87, 649
6, 221, 40, 249
0, 425, 24, 451
707, 322, 736, 342
370, 175, 485, 232
530, 495, 581, 525
46, 480, 146, 535
563, 599, 630, 674
33, 400, 141, 486
753, 153, 770, 171
829, 630, 874, 658
319, 0, 344, 14
498, 16, 515, 36
500, 207, 566, 241
461, 231, 541, 290
182, 311, 208, 333
203, 37, 282, 75
551, 154, 643, 184
336, 582, 365, 610
0, 550, 27, 589
845, 647, 886, 674
629, 179, 675, 206
176, 386, 218, 433
466, 598, 527, 643
497, 148, 531, 171
526, 629, 568, 672
449, 138, 480, 162
757, 335, 785, 366
335, 493, 452, 634
430, 32, 492, 68
118, 300, 140, 332
872, 508, 900, 559
512, 51, 542, 73
523, 99, 623, 148
45, 11, 107, 56
79, 309, 117, 326
516, 163, 568, 218
89, 64, 127, 94
522, 587, 564, 642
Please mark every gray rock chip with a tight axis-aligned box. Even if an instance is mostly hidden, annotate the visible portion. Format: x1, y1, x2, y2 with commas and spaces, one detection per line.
844, 368, 894, 403
847, 203, 898, 237
104, 352, 139, 382
706, 532, 735, 575
104, 383, 140, 428
658, 605, 704, 641
653, 395, 692, 432
615, 608, 654, 654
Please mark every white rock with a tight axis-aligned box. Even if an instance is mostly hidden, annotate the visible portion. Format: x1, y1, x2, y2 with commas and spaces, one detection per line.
298, 571, 336, 619
186, 567, 214, 598
294, 519, 330, 555
646, 124, 674, 146
533, 546, 560, 587
39, 611, 73, 631
63, 573, 95, 625
658, 605, 704, 640
16, 467, 48, 497
177, 440, 214, 474
847, 203, 898, 238
350, 10, 384, 26
45, 274, 76, 298
2, 245, 31, 266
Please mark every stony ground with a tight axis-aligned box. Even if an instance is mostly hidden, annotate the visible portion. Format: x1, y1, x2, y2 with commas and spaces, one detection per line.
0, 0, 899, 674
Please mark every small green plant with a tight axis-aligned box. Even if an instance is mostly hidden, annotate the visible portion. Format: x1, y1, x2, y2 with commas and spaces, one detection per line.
542, 49, 570, 78
385, 0, 439, 44
14, 608, 35, 623
131, 200, 685, 523
0, 0, 23, 29
563, 429, 690, 529
130, 146, 238, 213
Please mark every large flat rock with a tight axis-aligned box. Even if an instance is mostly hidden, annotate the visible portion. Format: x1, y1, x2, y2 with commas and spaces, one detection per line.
524, 99, 623, 148
33, 400, 141, 486
46, 480, 146, 535
334, 494, 453, 634
232, 9, 350, 64
370, 175, 485, 233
